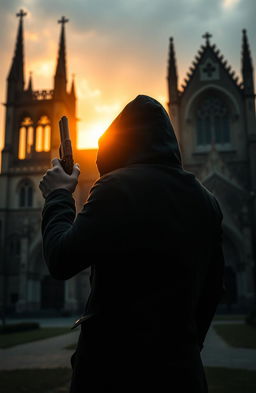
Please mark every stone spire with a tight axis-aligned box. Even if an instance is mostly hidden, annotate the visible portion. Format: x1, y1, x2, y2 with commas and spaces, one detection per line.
167, 37, 179, 104
27, 71, 33, 91
70, 73, 76, 99
7, 9, 27, 100
241, 29, 254, 95
54, 16, 68, 96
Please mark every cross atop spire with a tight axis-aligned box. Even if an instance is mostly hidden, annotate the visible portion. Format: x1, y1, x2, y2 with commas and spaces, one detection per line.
7, 9, 26, 93
16, 9, 27, 21
202, 32, 212, 46
58, 16, 69, 25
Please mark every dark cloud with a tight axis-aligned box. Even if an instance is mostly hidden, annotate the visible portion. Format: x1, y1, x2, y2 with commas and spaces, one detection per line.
1, 0, 255, 82
0, 0, 255, 149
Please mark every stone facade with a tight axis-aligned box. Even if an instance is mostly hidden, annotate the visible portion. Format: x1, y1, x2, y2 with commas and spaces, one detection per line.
0, 13, 255, 315
167, 32, 256, 310
0, 12, 98, 315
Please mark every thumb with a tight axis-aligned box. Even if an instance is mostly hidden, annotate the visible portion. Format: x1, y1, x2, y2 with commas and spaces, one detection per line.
72, 163, 80, 178
51, 157, 62, 168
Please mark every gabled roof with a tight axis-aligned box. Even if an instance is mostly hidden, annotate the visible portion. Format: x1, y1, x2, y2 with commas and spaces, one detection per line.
199, 146, 246, 194
202, 171, 249, 229
179, 34, 242, 97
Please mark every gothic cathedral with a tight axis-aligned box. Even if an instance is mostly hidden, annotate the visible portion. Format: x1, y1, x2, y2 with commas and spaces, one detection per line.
167, 32, 256, 310
0, 11, 97, 315
0, 11, 255, 315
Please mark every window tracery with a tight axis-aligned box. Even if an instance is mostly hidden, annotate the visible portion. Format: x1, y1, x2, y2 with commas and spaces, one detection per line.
18, 117, 34, 159
18, 115, 51, 158
35, 116, 51, 152
196, 96, 230, 149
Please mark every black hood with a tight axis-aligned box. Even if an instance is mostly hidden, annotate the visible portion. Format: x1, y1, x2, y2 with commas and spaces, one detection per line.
96, 95, 182, 176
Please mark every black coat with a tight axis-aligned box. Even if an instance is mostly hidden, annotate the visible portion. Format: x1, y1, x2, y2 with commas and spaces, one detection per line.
42, 95, 225, 392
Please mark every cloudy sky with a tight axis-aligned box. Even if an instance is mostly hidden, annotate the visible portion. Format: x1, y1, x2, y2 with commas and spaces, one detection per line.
0, 0, 255, 150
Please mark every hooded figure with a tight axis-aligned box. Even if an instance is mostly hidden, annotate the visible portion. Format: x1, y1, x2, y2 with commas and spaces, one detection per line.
41, 95, 225, 393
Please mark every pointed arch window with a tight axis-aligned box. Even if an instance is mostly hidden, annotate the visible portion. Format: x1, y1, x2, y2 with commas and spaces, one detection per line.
35, 116, 51, 152
196, 96, 230, 150
18, 179, 34, 208
18, 117, 34, 159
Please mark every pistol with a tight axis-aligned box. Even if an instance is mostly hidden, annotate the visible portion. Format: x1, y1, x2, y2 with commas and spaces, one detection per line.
59, 116, 74, 175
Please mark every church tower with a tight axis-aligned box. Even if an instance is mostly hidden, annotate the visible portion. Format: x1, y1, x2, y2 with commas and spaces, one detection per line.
0, 11, 80, 314
1, 12, 77, 174
241, 29, 256, 193
167, 31, 256, 311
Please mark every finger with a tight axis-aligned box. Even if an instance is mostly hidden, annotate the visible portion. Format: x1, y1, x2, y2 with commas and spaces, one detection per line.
51, 158, 62, 168
72, 164, 80, 178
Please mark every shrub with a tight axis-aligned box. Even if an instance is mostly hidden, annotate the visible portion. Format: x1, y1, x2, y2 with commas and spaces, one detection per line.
245, 309, 256, 327
0, 322, 40, 334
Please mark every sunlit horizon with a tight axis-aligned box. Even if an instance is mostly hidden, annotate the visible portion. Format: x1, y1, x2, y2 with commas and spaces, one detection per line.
77, 119, 113, 149
0, 0, 254, 159
76, 94, 167, 149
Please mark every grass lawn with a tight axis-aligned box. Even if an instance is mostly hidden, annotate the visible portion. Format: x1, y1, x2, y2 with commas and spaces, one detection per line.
0, 367, 256, 393
214, 323, 256, 349
64, 343, 76, 350
0, 327, 72, 349
205, 367, 256, 393
0, 368, 72, 393
214, 314, 246, 321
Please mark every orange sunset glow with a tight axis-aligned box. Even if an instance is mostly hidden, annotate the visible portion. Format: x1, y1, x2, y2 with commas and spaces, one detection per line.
0, 0, 254, 159
77, 96, 166, 148
78, 120, 114, 149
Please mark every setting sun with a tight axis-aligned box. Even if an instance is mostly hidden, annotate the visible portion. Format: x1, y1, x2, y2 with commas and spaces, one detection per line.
77, 119, 112, 149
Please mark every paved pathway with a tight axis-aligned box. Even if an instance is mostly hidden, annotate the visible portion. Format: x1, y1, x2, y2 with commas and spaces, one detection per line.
5, 316, 80, 328
0, 330, 80, 370
1, 319, 256, 371
202, 322, 256, 370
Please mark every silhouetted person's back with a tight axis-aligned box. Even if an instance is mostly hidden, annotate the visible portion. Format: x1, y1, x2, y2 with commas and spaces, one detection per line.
41, 95, 225, 392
